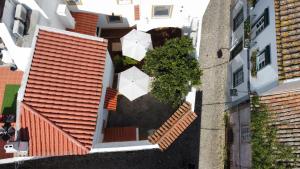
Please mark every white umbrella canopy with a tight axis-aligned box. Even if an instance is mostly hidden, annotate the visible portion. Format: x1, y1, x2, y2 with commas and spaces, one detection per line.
120, 29, 153, 61
117, 66, 151, 101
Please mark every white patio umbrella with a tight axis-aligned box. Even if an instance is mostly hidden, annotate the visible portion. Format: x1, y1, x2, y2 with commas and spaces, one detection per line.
120, 29, 153, 61
117, 66, 150, 101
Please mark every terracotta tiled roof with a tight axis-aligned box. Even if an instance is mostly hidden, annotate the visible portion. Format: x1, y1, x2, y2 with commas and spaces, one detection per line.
260, 90, 300, 165
21, 28, 108, 156
103, 127, 137, 142
104, 88, 118, 111
274, 0, 300, 81
69, 12, 99, 36
148, 102, 197, 151
0, 67, 23, 111
134, 5, 140, 20
20, 103, 88, 156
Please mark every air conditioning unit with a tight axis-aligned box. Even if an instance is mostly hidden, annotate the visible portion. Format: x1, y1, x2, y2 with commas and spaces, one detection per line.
15, 4, 27, 23
4, 141, 28, 155
13, 20, 25, 37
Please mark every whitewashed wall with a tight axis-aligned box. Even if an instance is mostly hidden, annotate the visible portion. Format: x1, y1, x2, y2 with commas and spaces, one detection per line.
229, 0, 249, 102
18, 0, 67, 29
1, 0, 16, 31
249, 0, 278, 94
229, 0, 278, 102
93, 51, 115, 146
230, 0, 247, 46
229, 49, 249, 102
70, 0, 210, 32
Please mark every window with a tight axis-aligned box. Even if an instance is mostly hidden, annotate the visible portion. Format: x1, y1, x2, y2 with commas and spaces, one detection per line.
152, 5, 172, 18
241, 125, 251, 143
257, 45, 271, 70
65, 0, 82, 5
107, 15, 122, 23
252, 8, 269, 37
117, 0, 132, 5
233, 67, 244, 87
233, 8, 244, 31
230, 40, 243, 60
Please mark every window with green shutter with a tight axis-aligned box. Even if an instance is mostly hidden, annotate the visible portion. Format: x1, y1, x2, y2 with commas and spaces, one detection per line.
233, 8, 244, 31
257, 45, 271, 70
251, 8, 269, 37
233, 66, 244, 87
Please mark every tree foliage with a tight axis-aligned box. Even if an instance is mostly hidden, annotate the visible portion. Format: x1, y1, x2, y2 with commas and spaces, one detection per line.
251, 96, 295, 169
143, 36, 201, 107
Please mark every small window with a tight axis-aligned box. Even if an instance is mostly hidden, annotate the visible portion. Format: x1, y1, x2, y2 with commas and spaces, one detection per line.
117, 0, 132, 5
233, 8, 244, 31
233, 67, 244, 87
152, 5, 172, 18
257, 45, 271, 70
241, 125, 251, 143
107, 15, 123, 23
230, 40, 244, 60
65, 0, 82, 5
252, 8, 269, 37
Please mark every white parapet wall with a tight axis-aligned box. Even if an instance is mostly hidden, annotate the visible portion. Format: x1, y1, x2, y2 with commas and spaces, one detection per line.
56, 4, 75, 29
91, 140, 159, 153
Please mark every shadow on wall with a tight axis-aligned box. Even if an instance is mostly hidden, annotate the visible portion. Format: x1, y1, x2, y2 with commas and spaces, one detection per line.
147, 27, 182, 48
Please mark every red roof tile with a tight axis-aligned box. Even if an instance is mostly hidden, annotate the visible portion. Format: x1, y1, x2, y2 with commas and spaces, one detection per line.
260, 90, 300, 162
0, 67, 23, 111
134, 5, 140, 20
274, 0, 300, 81
69, 12, 99, 36
104, 88, 118, 111
148, 102, 197, 151
103, 127, 137, 142
21, 28, 108, 156
20, 103, 88, 156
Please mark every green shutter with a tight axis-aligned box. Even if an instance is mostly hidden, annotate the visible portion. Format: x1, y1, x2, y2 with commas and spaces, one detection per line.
264, 8, 269, 27
265, 45, 271, 65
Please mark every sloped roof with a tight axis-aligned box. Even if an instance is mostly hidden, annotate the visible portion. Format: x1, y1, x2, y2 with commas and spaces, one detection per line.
274, 0, 300, 81
260, 90, 300, 166
20, 103, 88, 156
20, 27, 108, 156
104, 87, 118, 111
103, 127, 137, 142
69, 12, 99, 36
148, 102, 197, 150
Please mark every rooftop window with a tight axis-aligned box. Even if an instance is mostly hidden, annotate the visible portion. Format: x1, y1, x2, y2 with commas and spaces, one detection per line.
152, 5, 173, 18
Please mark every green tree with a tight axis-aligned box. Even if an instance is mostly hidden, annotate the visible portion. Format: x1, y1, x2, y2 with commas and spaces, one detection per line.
143, 36, 201, 107
251, 96, 295, 169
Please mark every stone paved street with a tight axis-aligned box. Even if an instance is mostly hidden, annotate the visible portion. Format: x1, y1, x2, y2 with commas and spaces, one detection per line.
198, 0, 232, 169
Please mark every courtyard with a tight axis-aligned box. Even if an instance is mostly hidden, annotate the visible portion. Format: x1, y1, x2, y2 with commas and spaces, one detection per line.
107, 94, 176, 140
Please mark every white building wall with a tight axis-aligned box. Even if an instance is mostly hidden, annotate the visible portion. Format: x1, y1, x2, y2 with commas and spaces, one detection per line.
249, 0, 278, 94
1, 0, 16, 31
70, 0, 210, 32
229, 50, 248, 103
19, 0, 67, 29
92, 51, 115, 147
229, 0, 278, 102
229, 0, 249, 103
231, 0, 247, 46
